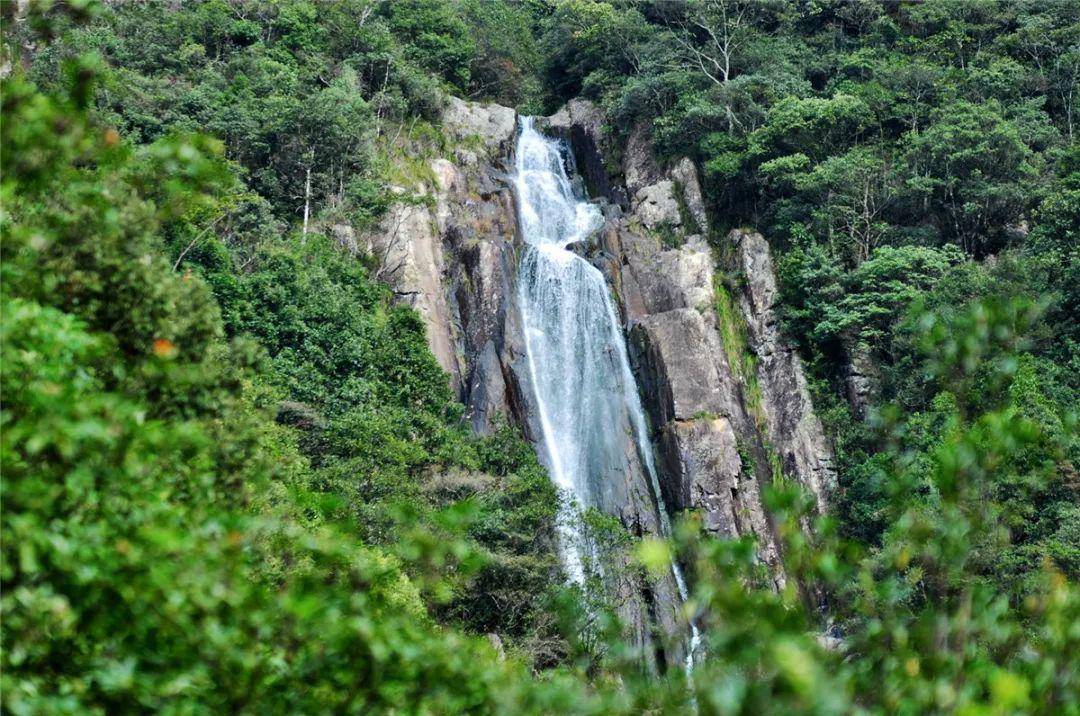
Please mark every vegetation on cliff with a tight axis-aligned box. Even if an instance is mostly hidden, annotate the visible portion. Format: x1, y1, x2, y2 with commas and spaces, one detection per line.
2, 1, 1077, 713
533, 0, 1078, 603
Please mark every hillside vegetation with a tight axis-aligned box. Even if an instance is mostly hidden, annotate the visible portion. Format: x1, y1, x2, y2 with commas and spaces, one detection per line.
2, 1, 1077, 714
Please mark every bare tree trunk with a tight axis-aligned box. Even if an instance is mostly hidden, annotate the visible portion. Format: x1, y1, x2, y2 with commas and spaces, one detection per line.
302, 151, 313, 242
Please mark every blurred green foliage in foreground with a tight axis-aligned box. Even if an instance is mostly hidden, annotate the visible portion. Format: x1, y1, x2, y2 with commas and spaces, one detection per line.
2, 2, 1078, 714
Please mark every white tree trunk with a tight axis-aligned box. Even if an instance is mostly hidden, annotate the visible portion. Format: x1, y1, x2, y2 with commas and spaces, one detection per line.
302, 160, 312, 242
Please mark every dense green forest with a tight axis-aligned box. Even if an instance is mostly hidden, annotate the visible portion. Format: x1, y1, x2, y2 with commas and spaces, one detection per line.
2, 1, 1077, 713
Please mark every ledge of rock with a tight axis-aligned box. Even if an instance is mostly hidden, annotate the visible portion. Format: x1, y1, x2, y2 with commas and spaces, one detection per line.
442, 96, 518, 158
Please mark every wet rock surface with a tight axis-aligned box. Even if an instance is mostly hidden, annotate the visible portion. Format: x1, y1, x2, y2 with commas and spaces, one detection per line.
367, 97, 834, 663
550, 99, 834, 586
541, 98, 625, 206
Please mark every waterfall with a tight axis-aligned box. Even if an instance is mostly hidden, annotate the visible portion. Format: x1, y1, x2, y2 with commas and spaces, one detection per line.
513, 118, 701, 672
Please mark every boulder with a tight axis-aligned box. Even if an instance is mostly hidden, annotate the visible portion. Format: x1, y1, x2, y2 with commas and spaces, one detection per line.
631, 180, 683, 231
442, 96, 517, 157
624, 121, 664, 197
622, 135, 709, 242
545, 97, 606, 138
465, 341, 509, 435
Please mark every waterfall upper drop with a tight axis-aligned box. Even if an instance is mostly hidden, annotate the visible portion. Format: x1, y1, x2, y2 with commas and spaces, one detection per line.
513, 118, 699, 668
516, 118, 611, 580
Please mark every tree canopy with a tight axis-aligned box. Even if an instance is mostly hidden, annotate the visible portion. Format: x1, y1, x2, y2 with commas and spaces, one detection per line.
3, 1, 1078, 713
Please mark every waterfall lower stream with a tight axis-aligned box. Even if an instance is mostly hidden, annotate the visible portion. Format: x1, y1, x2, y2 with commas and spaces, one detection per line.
513, 118, 700, 673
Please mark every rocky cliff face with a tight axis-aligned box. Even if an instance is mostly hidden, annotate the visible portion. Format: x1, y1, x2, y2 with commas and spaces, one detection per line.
732, 229, 836, 511
368, 96, 836, 664
366, 97, 530, 436
545, 105, 837, 585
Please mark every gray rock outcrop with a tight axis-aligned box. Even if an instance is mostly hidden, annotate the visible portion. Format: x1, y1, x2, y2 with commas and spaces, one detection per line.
617, 230, 784, 583
367, 96, 837, 664
541, 99, 624, 205
844, 342, 880, 419
732, 229, 837, 510
367, 197, 462, 394
366, 100, 527, 435
659, 417, 743, 537
624, 121, 664, 197
670, 157, 708, 234
549, 100, 837, 589
442, 97, 517, 156
631, 180, 683, 232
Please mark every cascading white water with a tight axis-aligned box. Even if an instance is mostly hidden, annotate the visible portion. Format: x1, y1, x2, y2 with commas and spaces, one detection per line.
514, 118, 701, 672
